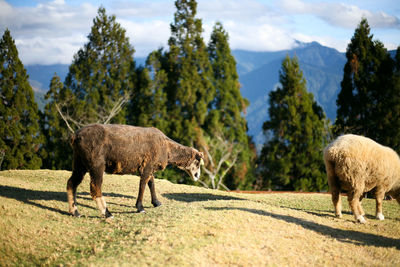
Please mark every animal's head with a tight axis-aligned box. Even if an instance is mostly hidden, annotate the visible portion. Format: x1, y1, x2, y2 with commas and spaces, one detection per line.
183, 151, 204, 181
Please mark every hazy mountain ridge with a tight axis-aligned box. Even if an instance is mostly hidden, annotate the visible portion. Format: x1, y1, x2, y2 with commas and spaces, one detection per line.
26, 42, 347, 150
234, 42, 346, 148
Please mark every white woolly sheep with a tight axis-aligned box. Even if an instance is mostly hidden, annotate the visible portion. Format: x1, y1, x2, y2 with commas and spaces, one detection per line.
323, 134, 400, 223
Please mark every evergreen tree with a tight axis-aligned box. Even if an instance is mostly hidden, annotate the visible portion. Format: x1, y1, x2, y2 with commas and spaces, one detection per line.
164, 0, 215, 146
335, 18, 395, 145
128, 49, 169, 132
206, 22, 254, 189
0, 29, 43, 169
377, 46, 400, 152
64, 6, 135, 126
40, 74, 74, 170
259, 55, 327, 191
42, 7, 136, 169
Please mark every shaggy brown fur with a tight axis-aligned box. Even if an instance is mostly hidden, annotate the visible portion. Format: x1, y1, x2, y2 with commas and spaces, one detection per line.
66, 124, 204, 217
324, 134, 400, 223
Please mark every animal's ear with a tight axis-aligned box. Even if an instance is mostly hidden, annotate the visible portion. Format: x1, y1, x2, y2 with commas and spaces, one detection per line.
196, 151, 204, 160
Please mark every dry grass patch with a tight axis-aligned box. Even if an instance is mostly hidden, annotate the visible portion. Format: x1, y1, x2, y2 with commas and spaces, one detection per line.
0, 170, 399, 266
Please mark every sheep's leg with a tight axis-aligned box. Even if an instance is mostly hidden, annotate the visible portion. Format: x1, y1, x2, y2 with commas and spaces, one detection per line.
327, 173, 342, 217
148, 175, 161, 208
90, 167, 113, 219
331, 187, 342, 218
358, 194, 365, 216
348, 190, 366, 223
375, 188, 386, 220
67, 158, 86, 217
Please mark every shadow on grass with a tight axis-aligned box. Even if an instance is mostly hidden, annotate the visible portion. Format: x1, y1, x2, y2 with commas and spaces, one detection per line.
77, 191, 135, 199
163, 193, 244, 202
206, 206, 400, 250
278, 206, 353, 218
0, 185, 136, 216
0, 185, 71, 215
77, 192, 135, 209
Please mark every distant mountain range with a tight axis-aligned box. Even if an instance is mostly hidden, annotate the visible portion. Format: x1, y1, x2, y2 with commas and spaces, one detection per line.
26, 41, 347, 150
234, 41, 347, 149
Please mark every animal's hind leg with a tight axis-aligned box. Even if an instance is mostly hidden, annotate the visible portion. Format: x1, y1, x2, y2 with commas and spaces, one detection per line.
358, 194, 365, 216
148, 175, 161, 207
136, 165, 153, 213
89, 166, 113, 218
136, 175, 151, 213
331, 186, 342, 218
326, 168, 342, 217
67, 161, 86, 217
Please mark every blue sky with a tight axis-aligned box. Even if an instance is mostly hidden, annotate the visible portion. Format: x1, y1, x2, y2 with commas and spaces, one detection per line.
1, 0, 399, 65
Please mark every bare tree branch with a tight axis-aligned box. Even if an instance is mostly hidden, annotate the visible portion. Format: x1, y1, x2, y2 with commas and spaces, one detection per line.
196, 179, 210, 189
55, 103, 74, 133
104, 94, 130, 124
54, 92, 130, 133
198, 132, 242, 190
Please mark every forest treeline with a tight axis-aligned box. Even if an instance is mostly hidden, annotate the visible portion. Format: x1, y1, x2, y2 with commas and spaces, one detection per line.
1, 0, 399, 191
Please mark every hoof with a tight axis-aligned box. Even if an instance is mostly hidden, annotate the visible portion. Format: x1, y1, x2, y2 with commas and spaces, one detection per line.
152, 201, 162, 208
136, 204, 145, 213
335, 213, 342, 218
376, 213, 385, 221
105, 208, 113, 219
73, 210, 81, 217
357, 215, 366, 224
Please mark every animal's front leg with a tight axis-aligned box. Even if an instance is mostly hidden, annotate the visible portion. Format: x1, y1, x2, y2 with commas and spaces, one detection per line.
375, 188, 386, 220
148, 175, 161, 207
90, 167, 113, 219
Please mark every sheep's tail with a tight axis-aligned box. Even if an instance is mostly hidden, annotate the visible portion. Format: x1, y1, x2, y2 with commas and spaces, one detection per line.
324, 156, 340, 193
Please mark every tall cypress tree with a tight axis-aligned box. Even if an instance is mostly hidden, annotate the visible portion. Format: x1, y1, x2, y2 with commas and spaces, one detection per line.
128, 49, 169, 132
335, 18, 394, 144
43, 7, 136, 169
206, 22, 254, 189
376, 46, 400, 152
164, 0, 215, 146
64, 6, 135, 125
259, 55, 327, 191
0, 29, 43, 169
40, 74, 75, 170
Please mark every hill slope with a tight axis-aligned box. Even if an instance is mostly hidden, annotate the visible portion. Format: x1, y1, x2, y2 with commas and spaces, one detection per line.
1, 170, 399, 266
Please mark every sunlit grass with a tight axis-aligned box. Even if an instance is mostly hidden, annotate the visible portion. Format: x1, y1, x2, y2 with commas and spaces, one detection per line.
1, 170, 399, 266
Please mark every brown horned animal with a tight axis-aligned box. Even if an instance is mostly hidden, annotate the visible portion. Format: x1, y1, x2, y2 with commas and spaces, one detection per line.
67, 124, 204, 217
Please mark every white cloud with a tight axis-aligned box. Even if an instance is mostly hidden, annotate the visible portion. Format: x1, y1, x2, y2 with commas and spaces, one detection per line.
292, 33, 348, 52
197, 0, 296, 52
0, 0, 398, 65
0, 0, 98, 64
15, 34, 86, 65
118, 19, 170, 57
221, 20, 296, 51
110, 1, 174, 19
279, 0, 400, 29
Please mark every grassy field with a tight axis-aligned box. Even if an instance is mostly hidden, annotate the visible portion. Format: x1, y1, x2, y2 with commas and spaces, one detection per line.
0, 170, 399, 266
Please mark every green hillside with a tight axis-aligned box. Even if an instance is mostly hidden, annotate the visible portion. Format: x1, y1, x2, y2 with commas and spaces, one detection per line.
1, 170, 399, 266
